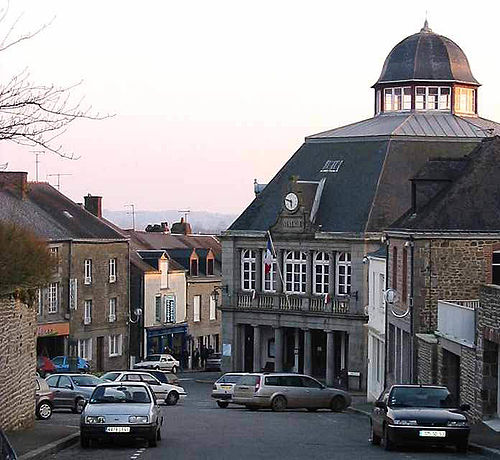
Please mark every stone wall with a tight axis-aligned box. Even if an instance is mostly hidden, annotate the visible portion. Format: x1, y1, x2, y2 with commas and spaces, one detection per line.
416, 334, 437, 384
0, 297, 37, 431
460, 346, 482, 421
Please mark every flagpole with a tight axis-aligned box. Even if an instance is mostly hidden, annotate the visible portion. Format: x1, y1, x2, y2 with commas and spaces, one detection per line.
267, 230, 291, 309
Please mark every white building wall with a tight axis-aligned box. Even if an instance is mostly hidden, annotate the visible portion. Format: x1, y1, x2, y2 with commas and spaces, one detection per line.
144, 274, 161, 328
168, 272, 187, 323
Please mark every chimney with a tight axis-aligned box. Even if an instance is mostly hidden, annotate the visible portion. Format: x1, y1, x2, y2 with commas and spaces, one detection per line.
171, 217, 192, 235
0, 171, 28, 199
84, 194, 102, 218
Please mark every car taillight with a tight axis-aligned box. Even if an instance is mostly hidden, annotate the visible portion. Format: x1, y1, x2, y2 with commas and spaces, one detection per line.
254, 376, 261, 392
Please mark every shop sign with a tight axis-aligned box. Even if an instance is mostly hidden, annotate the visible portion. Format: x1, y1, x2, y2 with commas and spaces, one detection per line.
37, 322, 69, 337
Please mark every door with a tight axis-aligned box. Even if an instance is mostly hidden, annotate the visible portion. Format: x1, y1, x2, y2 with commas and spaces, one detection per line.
279, 375, 303, 408
96, 337, 104, 372
46, 375, 61, 408
56, 375, 75, 408
301, 376, 328, 407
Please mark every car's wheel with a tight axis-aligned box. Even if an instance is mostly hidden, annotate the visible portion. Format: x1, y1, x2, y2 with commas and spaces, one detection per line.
330, 396, 346, 412
80, 435, 90, 449
72, 397, 85, 414
36, 401, 52, 420
456, 440, 468, 453
271, 396, 287, 412
171, 366, 178, 374
217, 401, 229, 408
383, 425, 394, 451
166, 391, 179, 406
148, 431, 158, 447
370, 422, 381, 445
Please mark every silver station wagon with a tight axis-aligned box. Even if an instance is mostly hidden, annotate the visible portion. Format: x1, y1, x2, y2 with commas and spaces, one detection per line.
232, 373, 351, 412
80, 382, 163, 448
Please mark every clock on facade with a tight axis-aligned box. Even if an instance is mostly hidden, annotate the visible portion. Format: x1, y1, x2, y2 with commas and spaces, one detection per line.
284, 192, 299, 212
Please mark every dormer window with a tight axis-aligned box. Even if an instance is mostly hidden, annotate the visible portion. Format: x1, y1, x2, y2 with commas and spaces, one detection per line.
416, 86, 451, 111
384, 87, 411, 112
190, 258, 198, 276
455, 87, 476, 115
207, 257, 214, 276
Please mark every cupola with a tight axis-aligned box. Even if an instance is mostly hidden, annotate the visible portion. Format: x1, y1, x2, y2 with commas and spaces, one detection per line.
373, 21, 479, 117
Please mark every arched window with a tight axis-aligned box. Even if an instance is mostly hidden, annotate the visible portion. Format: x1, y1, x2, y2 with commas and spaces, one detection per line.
336, 252, 351, 296
313, 252, 330, 295
285, 251, 307, 294
262, 250, 277, 292
241, 249, 256, 291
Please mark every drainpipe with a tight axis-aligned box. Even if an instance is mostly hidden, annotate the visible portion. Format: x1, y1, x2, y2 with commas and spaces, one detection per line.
409, 236, 415, 383
383, 236, 389, 390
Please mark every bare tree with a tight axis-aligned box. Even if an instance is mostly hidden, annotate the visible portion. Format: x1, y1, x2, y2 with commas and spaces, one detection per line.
0, 5, 109, 159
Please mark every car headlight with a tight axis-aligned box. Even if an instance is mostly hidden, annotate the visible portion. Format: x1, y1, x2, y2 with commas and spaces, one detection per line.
447, 420, 468, 427
85, 416, 106, 424
129, 416, 149, 424
393, 419, 418, 426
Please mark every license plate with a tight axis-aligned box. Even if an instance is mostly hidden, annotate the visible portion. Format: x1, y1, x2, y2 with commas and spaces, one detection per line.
221, 385, 232, 390
419, 430, 446, 438
105, 426, 130, 433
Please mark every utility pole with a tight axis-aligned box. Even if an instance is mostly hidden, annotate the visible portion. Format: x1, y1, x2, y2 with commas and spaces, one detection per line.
47, 173, 72, 191
31, 150, 44, 181
125, 204, 136, 230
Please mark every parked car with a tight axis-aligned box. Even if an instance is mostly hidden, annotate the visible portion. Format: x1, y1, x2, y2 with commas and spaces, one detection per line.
205, 352, 222, 371
45, 374, 105, 413
80, 382, 163, 448
36, 356, 55, 378
133, 354, 179, 373
370, 385, 470, 452
51, 356, 90, 373
101, 371, 186, 406
232, 373, 351, 412
141, 370, 180, 386
35, 376, 54, 420
211, 373, 247, 408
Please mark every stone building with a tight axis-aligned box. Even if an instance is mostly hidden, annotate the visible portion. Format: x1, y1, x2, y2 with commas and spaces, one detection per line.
220, 22, 500, 388
0, 174, 129, 371
385, 136, 500, 421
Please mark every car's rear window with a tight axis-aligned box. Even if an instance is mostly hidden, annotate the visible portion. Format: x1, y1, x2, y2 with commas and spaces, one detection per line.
389, 387, 454, 408
145, 355, 161, 361
239, 375, 260, 386
90, 385, 151, 404
72, 375, 103, 387
218, 374, 242, 384
101, 372, 120, 381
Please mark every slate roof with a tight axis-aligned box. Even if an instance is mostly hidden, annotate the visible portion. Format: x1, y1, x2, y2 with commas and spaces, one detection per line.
375, 23, 479, 85
391, 137, 500, 231
308, 113, 500, 140
229, 138, 481, 233
0, 182, 125, 240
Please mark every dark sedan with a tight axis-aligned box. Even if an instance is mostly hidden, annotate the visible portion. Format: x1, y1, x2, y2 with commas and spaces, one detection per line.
370, 385, 470, 453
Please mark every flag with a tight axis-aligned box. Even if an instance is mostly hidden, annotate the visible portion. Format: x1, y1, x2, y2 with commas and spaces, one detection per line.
263, 232, 274, 274
324, 293, 331, 304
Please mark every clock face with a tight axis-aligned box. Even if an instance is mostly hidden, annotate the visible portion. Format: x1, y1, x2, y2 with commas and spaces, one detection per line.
284, 192, 299, 212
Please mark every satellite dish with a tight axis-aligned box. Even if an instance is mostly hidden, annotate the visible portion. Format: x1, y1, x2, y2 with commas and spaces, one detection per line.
133, 308, 143, 317
384, 288, 398, 304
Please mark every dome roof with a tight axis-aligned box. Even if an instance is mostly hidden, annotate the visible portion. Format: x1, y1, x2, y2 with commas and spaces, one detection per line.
375, 21, 479, 86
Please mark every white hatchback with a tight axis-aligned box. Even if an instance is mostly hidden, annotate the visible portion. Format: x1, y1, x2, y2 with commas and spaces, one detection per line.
101, 371, 186, 405
211, 373, 247, 408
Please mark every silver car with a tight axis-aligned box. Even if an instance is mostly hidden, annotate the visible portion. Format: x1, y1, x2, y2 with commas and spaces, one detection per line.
45, 373, 105, 413
211, 373, 247, 408
80, 382, 162, 448
232, 373, 352, 412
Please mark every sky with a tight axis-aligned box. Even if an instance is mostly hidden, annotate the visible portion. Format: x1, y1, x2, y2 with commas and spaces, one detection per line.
1, 0, 500, 214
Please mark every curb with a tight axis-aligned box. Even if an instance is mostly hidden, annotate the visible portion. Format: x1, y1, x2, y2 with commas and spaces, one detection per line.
347, 407, 500, 458
19, 432, 79, 460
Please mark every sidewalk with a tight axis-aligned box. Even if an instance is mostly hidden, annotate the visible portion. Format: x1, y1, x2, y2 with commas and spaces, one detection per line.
349, 400, 500, 457
6, 420, 79, 459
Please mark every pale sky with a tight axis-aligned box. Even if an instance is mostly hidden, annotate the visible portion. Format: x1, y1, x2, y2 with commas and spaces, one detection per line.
1, 0, 500, 214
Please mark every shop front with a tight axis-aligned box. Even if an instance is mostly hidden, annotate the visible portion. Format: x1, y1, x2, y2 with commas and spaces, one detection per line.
146, 324, 188, 369
37, 322, 69, 358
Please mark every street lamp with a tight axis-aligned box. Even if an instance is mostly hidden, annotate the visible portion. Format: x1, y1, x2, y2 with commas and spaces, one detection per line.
210, 285, 228, 306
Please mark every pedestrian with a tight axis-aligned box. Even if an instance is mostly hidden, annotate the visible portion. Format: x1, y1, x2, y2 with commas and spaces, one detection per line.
193, 348, 200, 369
201, 345, 208, 369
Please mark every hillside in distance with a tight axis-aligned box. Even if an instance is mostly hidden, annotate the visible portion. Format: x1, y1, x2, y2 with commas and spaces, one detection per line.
104, 209, 237, 235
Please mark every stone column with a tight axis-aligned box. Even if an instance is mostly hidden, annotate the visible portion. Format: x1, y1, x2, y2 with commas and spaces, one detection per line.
293, 328, 300, 372
253, 325, 261, 372
274, 327, 284, 372
239, 324, 247, 372
326, 330, 335, 387
306, 250, 313, 295
303, 329, 312, 376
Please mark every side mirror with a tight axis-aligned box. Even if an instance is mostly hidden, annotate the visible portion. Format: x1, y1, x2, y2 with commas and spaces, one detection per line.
459, 404, 470, 411
64, 384, 73, 390
375, 401, 386, 409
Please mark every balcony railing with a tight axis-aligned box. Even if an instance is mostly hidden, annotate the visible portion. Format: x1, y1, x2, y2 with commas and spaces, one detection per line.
236, 292, 352, 315
437, 299, 477, 346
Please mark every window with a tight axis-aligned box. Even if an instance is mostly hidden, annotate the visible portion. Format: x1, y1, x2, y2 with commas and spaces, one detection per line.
267, 339, 275, 358
336, 252, 351, 295
78, 338, 92, 360
320, 160, 344, 173
164, 295, 176, 323
455, 87, 476, 115
285, 251, 307, 293
109, 297, 117, 322
84, 259, 92, 284
379, 274, 385, 310
416, 87, 426, 110
37, 288, 42, 315
241, 249, 256, 291
190, 258, 198, 276
155, 296, 162, 322
84, 300, 92, 325
392, 247, 398, 290
416, 86, 451, 111
210, 295, 216, 320
109, 258, 116, 283
402, 248, 408, 301
313, 251, 330, 295
49, 247, 59, 264
207, 257, 214, 276
109, 334, 122, 357
384, 87, 411, 111
194, 295, 201, 322
376, 90, 381, 114
48, 282, 59, 313
492, 251, 500, 285
262, 249, 277, 292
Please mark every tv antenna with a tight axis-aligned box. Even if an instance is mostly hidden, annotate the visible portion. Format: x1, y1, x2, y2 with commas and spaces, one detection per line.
125, 204, 136, 230
0, 162, 7, 171
31, 150, 44, 181
177, 209, 190, 222
47, 173, 72, 191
